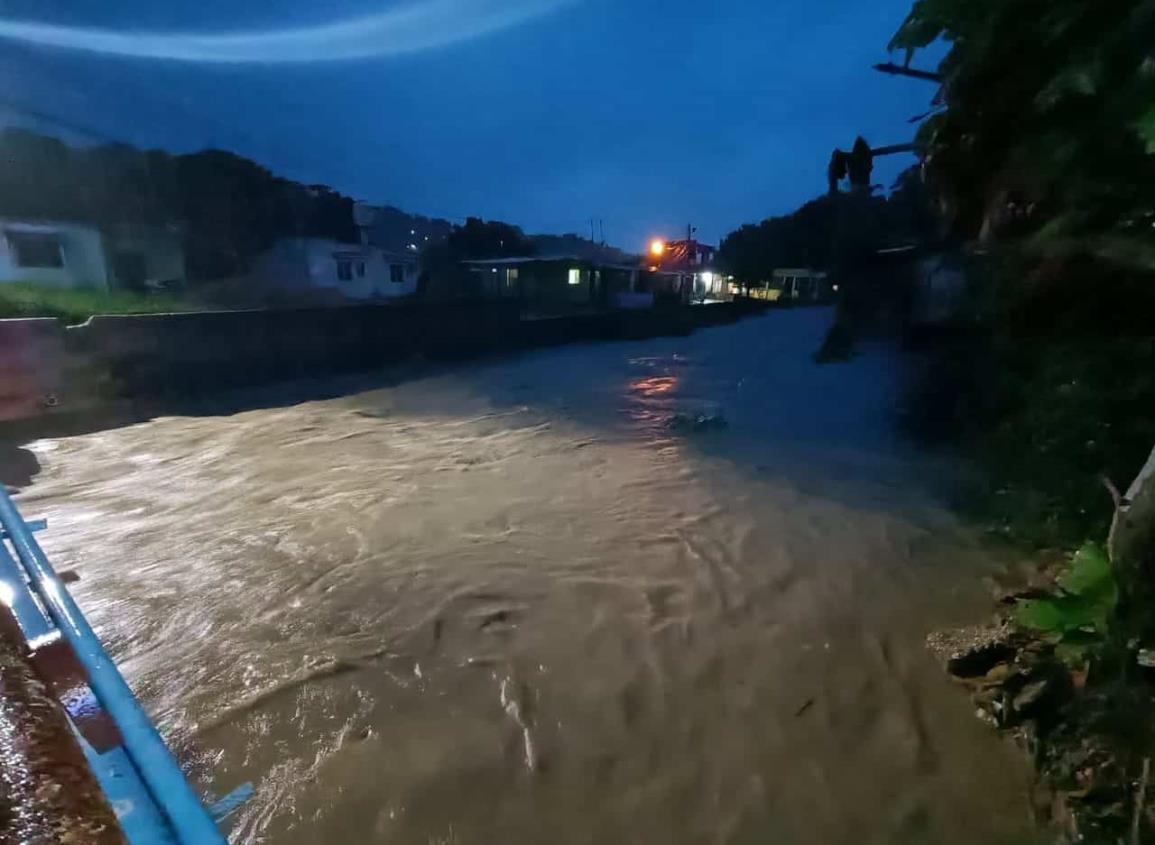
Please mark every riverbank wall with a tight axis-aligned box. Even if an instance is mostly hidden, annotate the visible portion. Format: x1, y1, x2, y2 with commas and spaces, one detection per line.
0, 299, 771, 423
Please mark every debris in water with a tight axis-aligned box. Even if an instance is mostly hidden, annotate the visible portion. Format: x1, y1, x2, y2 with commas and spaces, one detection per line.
666, 412, 728, 433
500, 675, 538, 773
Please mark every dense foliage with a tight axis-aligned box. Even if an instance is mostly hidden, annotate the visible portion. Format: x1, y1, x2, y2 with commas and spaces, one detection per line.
893, 6, 1155, 834
717, 168, 935, 288
890, 0, 1155, 548
418, 217, 537, 299
0, 129, 357, 280
891, 0, 1155, 263
717, 196, 837, 286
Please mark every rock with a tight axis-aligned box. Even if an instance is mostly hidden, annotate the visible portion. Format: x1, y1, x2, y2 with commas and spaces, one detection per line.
975, 661, 1018, 689
971, 686, 1004, 725
1012, 679, 1050, 717
1004, 661, 1074, 726
926, 622, 1017, 677
666, 412, 728, 433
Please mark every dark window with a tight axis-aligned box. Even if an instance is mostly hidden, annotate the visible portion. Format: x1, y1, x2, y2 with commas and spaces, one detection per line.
355, 261, 365, 278
336, 260, 353, 281
390, 264, 406, 283
7, 231, 63, 268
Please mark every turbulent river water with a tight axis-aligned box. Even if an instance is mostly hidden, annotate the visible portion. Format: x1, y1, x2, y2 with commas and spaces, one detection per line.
10, 308, 1033, 844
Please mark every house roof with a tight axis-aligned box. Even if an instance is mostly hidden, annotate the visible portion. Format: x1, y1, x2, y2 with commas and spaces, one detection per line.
461, 255, 589, 266
0, 217, 181, 237
772, 268, 828, 278
463, 255, 655, 271
277, 237, 417, 262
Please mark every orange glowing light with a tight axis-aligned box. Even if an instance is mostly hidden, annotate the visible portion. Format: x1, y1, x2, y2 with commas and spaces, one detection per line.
649, 239, 666, 258
630, 375, 679, 398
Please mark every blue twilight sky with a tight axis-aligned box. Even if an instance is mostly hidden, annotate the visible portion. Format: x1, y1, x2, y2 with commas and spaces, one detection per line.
0, 0, 939, 250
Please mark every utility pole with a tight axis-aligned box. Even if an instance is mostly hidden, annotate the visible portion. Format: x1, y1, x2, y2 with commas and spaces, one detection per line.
828, 138, 918, 195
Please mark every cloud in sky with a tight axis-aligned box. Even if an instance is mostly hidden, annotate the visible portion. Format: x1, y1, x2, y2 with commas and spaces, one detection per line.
0, 0, 573, 63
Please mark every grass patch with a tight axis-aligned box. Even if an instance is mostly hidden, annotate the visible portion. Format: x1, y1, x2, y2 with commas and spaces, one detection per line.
0, 283, 201, 325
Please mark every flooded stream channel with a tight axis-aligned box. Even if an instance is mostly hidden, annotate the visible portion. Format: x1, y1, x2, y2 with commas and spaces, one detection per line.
12, 308, 1032, 844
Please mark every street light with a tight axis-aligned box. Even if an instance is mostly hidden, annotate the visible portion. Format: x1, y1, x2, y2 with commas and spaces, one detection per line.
649, 239, 666, 258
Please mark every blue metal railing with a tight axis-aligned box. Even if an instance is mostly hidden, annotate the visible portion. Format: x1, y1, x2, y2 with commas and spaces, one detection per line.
0, 487, 228, 845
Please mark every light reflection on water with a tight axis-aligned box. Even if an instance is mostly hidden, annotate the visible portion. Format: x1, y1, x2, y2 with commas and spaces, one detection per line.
18, 308, 1031, 845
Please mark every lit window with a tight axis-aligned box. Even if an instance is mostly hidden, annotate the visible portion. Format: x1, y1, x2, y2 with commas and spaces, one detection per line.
390, 264, 406, 283
505, 268, 519, 288
336, 260, 353, 281
7, 231, 63, 268
568, 268, 582, 286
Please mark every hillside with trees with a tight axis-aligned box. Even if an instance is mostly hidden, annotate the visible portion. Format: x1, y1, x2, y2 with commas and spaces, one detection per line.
716, 168, 934, 292
877, 0, 1155, 838
0, 129, 365, 280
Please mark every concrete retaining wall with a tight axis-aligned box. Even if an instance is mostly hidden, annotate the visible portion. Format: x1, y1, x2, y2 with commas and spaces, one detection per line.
68, 301, 523, 396
0, 319, 66, 422
1, 300, 768, 421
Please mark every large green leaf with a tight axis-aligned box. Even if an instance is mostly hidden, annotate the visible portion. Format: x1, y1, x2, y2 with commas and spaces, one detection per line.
1016, 592, 1111, 635
1058, 542, 1113, 596
1016, 543, 1117, 639
1016, 597, 1070, 633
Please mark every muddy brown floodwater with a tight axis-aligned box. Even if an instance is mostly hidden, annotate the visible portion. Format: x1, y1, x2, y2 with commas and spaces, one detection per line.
10, 308, 1034, 844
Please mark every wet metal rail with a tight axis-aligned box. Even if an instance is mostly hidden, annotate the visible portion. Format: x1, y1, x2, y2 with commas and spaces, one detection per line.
0, 486, 243, 844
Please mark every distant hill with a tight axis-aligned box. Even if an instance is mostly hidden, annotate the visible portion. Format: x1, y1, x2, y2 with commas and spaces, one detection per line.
368, 212, 639, 265
0, 128, 638, 277
366, 205, 454, 254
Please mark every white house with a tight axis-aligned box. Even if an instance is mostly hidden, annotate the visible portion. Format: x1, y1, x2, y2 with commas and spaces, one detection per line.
0, 219, 186, 291
250, 238, 419, 302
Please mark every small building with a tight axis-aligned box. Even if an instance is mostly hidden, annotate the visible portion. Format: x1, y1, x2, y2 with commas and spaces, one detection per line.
0, 218, 185, 291
648, 238, 728, 303
463, 256, 639, 315
250, 238, 418, 302
772, 268, 831, 301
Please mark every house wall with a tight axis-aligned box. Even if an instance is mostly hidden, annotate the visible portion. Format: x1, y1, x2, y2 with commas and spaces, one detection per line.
520, 261, 596, 311
471, 260, 643, 313
375, 256, 419, 299
104, 228, 186, 288
252, 239, 418, 302
301, 240, 384, 300
0, 220, 110, 289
